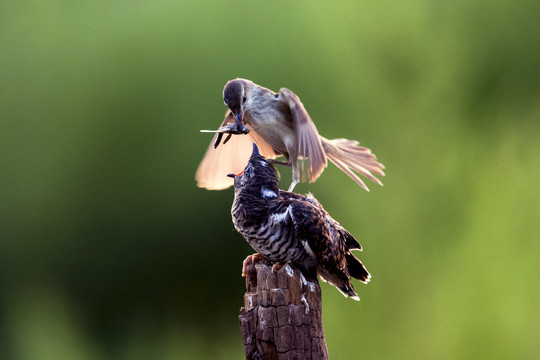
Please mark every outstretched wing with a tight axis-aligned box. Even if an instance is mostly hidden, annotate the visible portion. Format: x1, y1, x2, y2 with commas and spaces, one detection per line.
279, 88, 327, 182
195, 111, 277, 190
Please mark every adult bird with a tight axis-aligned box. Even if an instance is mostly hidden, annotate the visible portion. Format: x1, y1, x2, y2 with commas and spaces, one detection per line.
229, 143, 371, 300
196, 78, 385, 192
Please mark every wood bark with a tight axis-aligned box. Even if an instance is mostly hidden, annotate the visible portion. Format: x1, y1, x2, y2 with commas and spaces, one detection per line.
239, 261, 329, 360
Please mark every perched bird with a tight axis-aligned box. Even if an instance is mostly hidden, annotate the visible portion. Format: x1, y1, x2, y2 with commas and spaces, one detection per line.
229, 143, 371, 300
196, 78, 385, 192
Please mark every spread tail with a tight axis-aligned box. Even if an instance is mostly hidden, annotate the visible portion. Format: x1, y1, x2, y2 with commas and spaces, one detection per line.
321, 137, 385, 191
319, 251, 370, 301
346, 253, 371, 284
337, 282, 360, 301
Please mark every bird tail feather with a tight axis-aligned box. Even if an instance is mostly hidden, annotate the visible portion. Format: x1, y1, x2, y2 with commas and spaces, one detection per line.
321, 137, 385, 191
337, 282, 360, 301
346, 253, 371, 284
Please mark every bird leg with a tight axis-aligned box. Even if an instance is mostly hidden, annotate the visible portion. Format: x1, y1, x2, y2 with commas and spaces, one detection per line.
268, 159, 291, 167
267, 159, 298, 191
288, 179, 298, 192
288, 164, 300, 192
242, 253, 264, 277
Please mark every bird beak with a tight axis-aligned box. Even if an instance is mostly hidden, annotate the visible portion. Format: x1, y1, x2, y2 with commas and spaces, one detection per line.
227, 166, 247, 179
227, 168, 245, 178
235, 112, 243, 132
234, 103, 248, 132
252, 143, 260, 156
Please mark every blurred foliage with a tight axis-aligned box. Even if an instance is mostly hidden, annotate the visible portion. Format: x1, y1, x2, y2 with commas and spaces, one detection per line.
1, 0, 540, 359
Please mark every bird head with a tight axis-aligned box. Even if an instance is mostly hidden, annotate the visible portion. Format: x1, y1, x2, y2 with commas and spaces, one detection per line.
227, 143, 279, 193
223, 79, 252, 132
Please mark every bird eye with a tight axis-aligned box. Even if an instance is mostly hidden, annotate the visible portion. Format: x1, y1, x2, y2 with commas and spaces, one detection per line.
242, 96, 247, 103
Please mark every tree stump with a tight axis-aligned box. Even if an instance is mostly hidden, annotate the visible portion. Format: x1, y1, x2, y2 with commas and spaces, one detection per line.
239, 261, 329, 360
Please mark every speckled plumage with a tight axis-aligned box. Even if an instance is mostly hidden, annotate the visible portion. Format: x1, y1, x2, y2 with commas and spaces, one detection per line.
230, 144, 371, 300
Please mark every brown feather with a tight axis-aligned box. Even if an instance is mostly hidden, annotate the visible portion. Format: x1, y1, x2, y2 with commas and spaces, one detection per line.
230, 147, 371, 300
279, 88, 327, 183
195, 111, 278, 190
199, 79, 385, 191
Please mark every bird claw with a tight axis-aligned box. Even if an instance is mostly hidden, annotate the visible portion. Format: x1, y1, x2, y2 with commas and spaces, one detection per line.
242, 253, 264, 277
271, 262, 285, 273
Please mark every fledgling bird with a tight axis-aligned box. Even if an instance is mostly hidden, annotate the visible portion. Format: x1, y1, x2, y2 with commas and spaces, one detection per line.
196, 78, 385, 192
229, 143, 371, 300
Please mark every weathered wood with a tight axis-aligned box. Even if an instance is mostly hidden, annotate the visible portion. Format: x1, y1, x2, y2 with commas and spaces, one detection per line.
239, 261, 329, 360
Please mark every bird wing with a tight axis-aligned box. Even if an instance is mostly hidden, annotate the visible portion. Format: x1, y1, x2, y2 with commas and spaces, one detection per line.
279, 88, 327, 182
288, 197, 348, 274
304, 193, 362, 250
195, 111, 278, 190
286, 192, 369, 286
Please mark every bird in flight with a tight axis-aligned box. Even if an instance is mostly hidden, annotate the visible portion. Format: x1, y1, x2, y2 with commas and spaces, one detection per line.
196, 78, 385, 192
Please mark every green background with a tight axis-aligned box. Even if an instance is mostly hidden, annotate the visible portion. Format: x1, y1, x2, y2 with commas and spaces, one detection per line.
1, 0, 539, 359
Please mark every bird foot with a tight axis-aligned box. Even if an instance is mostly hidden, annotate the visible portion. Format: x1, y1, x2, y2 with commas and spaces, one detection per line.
271, 262, 285, 273
242, 253, 264, 277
